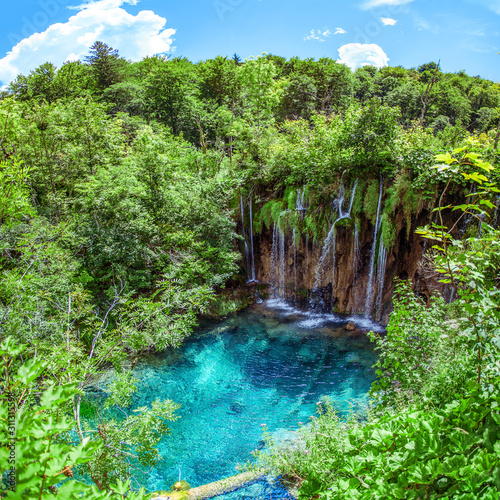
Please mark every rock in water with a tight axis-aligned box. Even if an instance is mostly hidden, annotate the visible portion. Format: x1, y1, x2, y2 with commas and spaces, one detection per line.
170, 480, 191, 492
345, 321, 355, 331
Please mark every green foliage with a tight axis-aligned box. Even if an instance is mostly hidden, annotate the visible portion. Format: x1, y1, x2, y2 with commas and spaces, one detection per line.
0, 159, 34, 224
351, 178, 366, 220
363, 179, 381, 225
258, 200, 275, 230
284, 186, 298, 210
344, 99, 401, 169
380, 213, 397, 249
259, 278, 500, 499
5, 48, 500, 498
370, 281, 471, 409
383, 172, 422, 240
303, 213, 327, 243
85, 41, 126, 91
256, 142, 500, 500
0, 337, 152, 499
82, 397, 180, 490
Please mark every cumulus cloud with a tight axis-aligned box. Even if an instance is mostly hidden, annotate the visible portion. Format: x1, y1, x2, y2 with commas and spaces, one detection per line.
304, 28, 332, 42
0, 0, 176, 87
337, 43, 389, 70
361, 0, 414, 9
381, 17, 398, 25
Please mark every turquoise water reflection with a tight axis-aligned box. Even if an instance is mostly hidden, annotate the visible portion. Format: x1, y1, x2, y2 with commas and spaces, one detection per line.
128, 301, 379, 490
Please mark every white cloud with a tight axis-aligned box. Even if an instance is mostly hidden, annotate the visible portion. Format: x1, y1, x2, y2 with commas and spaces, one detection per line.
304, 28, 332, 42
337, 43, 389, 70
381, 17, 398, 25
0, 0, 176, 87
361, 0, 414, 9
334, 27, 347, 35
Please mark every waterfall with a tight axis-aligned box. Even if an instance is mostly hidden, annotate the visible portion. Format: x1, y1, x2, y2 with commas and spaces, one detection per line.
364, 179, 384, 317
249, 198, 256, 282
312, 223, 336, 295
333, 181, 345, 216
296, 186, 308, 214
240, 195, 251, 281
330, 231, 337, 309
353, 222, 360, 278
312, 179, 358, 304
270, 214, 287, 298
270, 223, 278, 297
305, 234, 310, 301
333, 178, 357, 219
293, 227, 298, 303
348, 180, 358, 215
278, 220, 286, 297
375, 242, 388, 321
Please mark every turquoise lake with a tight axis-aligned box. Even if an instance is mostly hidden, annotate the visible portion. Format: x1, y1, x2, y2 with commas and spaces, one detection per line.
112, 300, 380, 491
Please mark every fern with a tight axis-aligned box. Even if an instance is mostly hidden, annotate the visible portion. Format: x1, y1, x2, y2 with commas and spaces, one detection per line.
381, 213, 397, 249
364, 179, 381, 225
284, 186, 297, 210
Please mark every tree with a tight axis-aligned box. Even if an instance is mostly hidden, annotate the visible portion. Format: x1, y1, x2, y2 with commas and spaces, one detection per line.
239, 55, 280, 133
198, 56, 240, 108
85, 41, 125, 91
418, 61, 442, 127
279, 74, 317, 121
144, 60, 197, 138
9, 62, 58, 103
0, 337, 155, 499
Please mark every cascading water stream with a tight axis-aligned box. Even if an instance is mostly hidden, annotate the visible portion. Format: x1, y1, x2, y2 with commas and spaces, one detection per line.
311, 180, 358, 308
293, 227, 298, 303
364, 178, 384, 317
305, 234, 310, 301
270, 223, 279, 297
375, 242, 388, 321
296, 186, 308, 214
240, 195, 251, 281
278, 215, 286, 297
353, 223, 360, 278
270, 213, 288, 298
249, 198, 256, 282
348, 180, 358, 215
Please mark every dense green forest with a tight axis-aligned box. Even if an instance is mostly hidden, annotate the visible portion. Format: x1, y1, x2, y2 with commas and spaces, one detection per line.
1, 42, 500, 498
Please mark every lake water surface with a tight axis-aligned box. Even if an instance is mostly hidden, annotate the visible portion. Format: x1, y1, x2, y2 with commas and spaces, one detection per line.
119, 300, 380, 490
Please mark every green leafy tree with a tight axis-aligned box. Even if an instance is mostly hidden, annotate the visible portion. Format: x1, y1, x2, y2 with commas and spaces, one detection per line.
9, 63, 58, 103
144, 59, 197, 138
0, 337, 152, 499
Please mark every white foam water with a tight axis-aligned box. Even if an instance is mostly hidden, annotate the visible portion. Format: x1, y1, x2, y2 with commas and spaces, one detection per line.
264, 299, 384, 332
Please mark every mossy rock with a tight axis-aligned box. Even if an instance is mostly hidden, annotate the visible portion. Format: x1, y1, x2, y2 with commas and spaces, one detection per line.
170, 480, 191, 491
164, 491, 188, 500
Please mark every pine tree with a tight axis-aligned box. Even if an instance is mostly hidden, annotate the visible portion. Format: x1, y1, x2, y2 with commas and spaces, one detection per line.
85, 41, 124, 90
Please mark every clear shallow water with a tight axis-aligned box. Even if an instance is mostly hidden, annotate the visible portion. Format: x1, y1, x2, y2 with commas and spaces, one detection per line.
210, 476, 295, 500
93, 301, 379, 491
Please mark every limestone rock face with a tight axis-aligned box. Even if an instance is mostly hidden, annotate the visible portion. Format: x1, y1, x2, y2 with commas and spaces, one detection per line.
250, 210, 441, 324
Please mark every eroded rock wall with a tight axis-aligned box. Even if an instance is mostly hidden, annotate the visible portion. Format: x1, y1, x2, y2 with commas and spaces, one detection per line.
251, 212, 434, 324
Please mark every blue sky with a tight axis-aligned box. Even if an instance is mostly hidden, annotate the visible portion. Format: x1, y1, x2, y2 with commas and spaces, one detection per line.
0, 0, 499, 88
